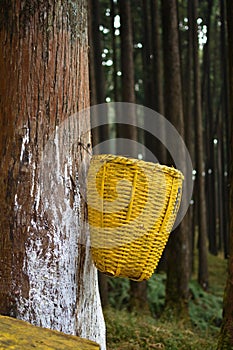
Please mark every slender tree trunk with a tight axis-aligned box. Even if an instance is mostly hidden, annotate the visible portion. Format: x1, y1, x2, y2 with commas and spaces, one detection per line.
151, 0, 164, 116
142, 0, 153, 109
0, 1, 105, 348
89, 0, 105, 104
191, 0, 209, 290
88, 0, 108, 150
217, 128, 225, 252
184, 0, 195, 273
88, 0, 109, 309
201, 0, 217, 256
220, 0, 230, 258
111, 0, 120, 103
118, 0, 137, 156
161, 0, 190, 318
129, 281, 149, 314
119, 0, 135, 105
142, 0, 155, 163
143, 0, 166, 165
217, 0, 233, 347
118, 0, 148, 313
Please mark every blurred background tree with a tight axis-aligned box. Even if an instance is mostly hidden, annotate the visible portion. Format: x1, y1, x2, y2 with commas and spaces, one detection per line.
217, 0, 233, 348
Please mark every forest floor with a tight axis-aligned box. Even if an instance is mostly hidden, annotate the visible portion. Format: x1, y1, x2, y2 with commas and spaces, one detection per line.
104, 253, 227, 350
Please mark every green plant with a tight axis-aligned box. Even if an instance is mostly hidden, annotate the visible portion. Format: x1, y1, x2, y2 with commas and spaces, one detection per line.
108, 277, 130, 309
147, 272, 166, 317
189, 280, 223, 331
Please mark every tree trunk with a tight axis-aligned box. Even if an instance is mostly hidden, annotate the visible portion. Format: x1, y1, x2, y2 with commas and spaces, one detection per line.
219, 0, 230, 258
143, 0, 166, 165
142, 0, 154, 163
118, 0, 137, 158
88, 0, 108, 151
129, 280, 149, 314
191, 0, 209, 290
201, 0, 218, 256
217, 0, 233, 347
184, 0, 195, 273
119, 0, 135, 105
151, 0, 164, 116
0, 1, 105, 348
89, 0, 105, 105
111, 0, 120, 103
118, 0, 148, 313
142, 0, 153, 109
161, 0, 190, 319
88, 0, 109, 309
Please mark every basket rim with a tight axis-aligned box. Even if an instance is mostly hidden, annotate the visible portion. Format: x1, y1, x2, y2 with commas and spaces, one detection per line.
90, 154, 184, 180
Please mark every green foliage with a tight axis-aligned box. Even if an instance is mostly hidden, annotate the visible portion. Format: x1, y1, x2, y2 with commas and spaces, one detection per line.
107, 265, 224, 331
150, 272, 223, 330
189, 280, 223, 331
147, 273, 166, 317
107, 273, 166, 315
108, 277, 130, 309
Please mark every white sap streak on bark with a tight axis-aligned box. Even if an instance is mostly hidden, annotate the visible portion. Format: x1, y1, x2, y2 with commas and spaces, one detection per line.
14, 194, 19, 211
16, 121, 106, 349
17, 130, 80, 333
35, 182, 41, 212
30, 162, 36, 198
20, 127, 30, 162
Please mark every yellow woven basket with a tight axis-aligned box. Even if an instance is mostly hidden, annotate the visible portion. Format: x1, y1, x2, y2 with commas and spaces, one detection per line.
87, 154, 184, 281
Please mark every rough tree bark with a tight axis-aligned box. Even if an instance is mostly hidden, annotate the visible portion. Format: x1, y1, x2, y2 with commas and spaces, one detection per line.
217, 0, 233, 347
88, 0, 97, 107
0, 1, 105, 348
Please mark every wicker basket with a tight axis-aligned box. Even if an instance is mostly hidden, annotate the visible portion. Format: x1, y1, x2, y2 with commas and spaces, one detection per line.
87, 154, 183, 281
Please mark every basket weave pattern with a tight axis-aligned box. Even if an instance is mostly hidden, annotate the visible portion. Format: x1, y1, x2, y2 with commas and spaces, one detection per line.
87, 154, 183, 281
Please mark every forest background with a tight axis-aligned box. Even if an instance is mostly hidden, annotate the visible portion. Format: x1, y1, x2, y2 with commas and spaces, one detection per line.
88, 0, 233, 349
0, 0, 232, 349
